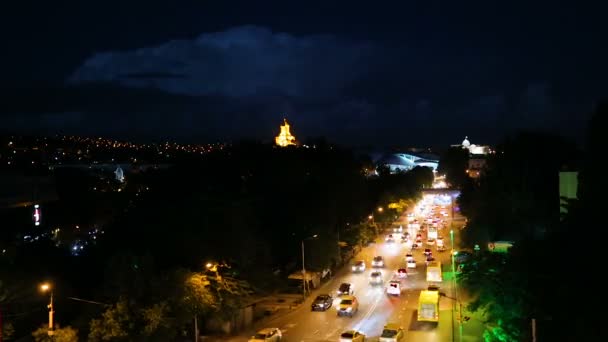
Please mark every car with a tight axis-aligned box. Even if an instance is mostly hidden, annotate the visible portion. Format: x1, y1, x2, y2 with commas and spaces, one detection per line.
393, 226, 403, 233
423, 248, 432, 257
385, 234, 395, 242
340, 330, 366, 342
337, 295, 359, 317
351, 260, 366, 273
405, 253, 414, 262
311, 294, 333, 311
425, 256, 435, 266
396, 268, 408, 278
407, 259, 416, 269
372, 256, 385, 267
386, 280, 401, 296
379, 323, 405, 342
249, 328, 282, 342
337, 283, 354, 296
437, 245, 446, 252
369, 271, 383, 285
411, 243, 419, 250
426, 239, 435, 246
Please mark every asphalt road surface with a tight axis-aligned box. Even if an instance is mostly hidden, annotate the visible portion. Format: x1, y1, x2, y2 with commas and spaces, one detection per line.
231, 197, 482, 342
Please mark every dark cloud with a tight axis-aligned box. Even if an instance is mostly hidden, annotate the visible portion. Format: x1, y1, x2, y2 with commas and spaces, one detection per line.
2, 21, 598, 146
69, 26, 376, 100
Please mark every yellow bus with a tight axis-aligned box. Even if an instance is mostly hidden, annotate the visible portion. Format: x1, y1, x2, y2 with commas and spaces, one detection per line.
417, 290, 439, 322
426, 261, 442, 283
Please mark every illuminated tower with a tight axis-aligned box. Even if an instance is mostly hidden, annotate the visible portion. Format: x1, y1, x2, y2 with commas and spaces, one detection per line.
275, 118, 297, 147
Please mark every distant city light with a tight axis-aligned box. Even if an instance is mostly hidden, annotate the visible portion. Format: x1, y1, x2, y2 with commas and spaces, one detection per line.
33, 204, 41, 226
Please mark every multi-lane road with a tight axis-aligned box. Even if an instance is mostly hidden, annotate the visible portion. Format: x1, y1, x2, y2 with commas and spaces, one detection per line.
230, 195, 482, 341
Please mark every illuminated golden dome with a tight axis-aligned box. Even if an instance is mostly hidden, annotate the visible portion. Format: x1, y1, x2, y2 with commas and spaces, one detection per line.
275, 118, 297, 147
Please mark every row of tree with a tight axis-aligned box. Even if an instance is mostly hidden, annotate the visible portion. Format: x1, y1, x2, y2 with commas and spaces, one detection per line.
455, 104, 606, 341
1, 143, 434, 340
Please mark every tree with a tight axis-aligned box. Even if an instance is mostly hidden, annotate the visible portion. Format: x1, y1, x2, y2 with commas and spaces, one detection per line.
438, 147, 469, 188
88, 300, 132, 341
32, 325, 78, 342
459, 251, 530, 341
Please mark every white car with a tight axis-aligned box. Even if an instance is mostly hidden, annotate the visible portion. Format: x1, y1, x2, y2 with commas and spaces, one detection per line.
426, 239, 435, 246
340, 330, 366, 342
369, 271, 383, 285
407, 259, 416, 269
386, 280, 401, 296
351, 260, 366, 273
372, 256, 385, 267
249, 328, 282, 342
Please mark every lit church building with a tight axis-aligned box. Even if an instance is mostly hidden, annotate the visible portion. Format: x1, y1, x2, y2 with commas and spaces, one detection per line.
275, 119, 297, 147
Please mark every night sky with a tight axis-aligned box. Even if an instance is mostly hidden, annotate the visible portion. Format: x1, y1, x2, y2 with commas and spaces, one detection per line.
1, 1, 606, 147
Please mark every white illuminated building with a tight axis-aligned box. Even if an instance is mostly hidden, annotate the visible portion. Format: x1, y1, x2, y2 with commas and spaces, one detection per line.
114, 166, 125, 183
457, 136, 493, 178
460, 136, 490, 155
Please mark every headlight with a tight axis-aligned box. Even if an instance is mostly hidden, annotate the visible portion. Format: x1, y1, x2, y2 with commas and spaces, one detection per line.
346, 307, 352, 312
352, 266, 356, 270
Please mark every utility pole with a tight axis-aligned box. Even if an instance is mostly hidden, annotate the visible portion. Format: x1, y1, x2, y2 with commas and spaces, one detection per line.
47, 290, 54, 338
531, 318, 537, 342
194, 314, 198, 342
301, 239, 307, 298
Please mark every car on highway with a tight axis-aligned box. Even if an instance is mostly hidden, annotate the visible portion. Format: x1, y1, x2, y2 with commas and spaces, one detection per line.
425, 256, 436, 266
351, 260, 366, 273
337, 295, 359, 317
249, 327, 282, 342
385, 234, 395, 242
405, 253, 414, 262
407, 258, 416, 269
379, 323, 404, 342
424, 248, 432, 257
337, 283, 354, 296
340, 330, 366, 342
369, 271, 383, 285
396, 268, 408, 278
372, 256, 385, 267
311, 294, 333, 311
426, 238, 435, 245
386, 280, 401, 296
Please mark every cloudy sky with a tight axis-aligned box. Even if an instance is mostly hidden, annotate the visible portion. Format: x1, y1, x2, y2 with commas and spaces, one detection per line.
1, 0, 606, 146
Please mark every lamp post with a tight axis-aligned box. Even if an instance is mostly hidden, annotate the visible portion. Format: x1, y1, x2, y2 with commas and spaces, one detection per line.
450, 229, 463, 342
301, 235, 318, 299
39, 283, 54, 338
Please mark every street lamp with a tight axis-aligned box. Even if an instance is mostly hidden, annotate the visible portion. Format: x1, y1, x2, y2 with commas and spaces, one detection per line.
377, 207, 384, 213
449, 229, 463, 342
39, 282, 54, 337
301, 234, 318, 299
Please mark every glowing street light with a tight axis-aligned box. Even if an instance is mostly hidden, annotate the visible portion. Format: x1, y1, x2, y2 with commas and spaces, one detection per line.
377, 207, 384, 213
39, 282, 54, 337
